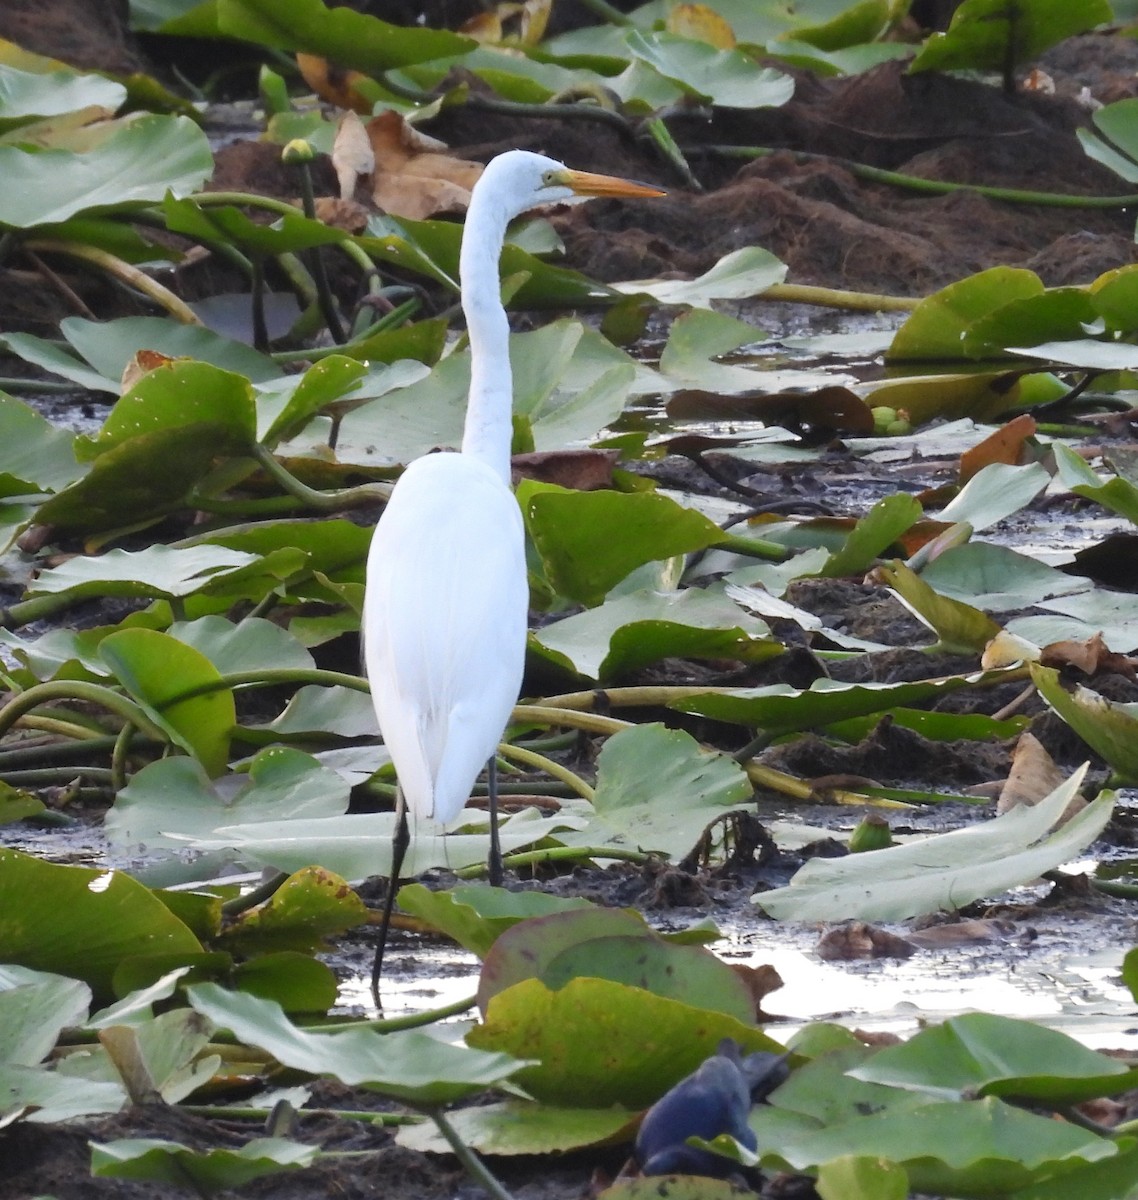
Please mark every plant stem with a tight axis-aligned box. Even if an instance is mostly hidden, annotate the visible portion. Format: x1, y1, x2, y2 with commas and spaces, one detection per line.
534, 686, 729, 711
420, 1106, 516, 1200
179, 1104, 421, 1125
465, 844, 651, 877
762, 282, 918, 312
708, 144, 1138, 210
294, 157, 346, 343
307, 993, 476, 1033
745, 761, 912, 808
22, 239, 203, 324
511, 704, 634, 736
0, 681, 166, 742
716, 531, 791, 561
494, 741, 594, 801
250, 442, 392, 510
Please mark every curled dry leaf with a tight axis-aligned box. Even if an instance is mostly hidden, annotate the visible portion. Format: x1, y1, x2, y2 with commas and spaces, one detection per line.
959, 413, 1037, 483
367, 111, 483, 219
311, 196, 371, 233
461, 0, 551, 46
906, 918, 1017, 948
296, 53, 373, 114
511, 449, 620, 491
816, 921, 917, 962
998, 731, 1084, 821
728, 961, 784, 1018
981, 630, 1043, 669
1040, 630, 1138, 681
666, 2, 737, 49
332, 111, 374, 202
120, 349, 175, 394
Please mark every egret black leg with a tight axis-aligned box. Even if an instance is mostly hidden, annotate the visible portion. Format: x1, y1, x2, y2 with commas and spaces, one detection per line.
371, 786, 409, 1007
487, 755, 503, 887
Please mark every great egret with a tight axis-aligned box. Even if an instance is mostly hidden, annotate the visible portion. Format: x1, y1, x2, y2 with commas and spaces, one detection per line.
363, 150, 664, 1002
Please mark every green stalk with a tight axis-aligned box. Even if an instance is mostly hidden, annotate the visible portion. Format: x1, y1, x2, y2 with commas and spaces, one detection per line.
179, 1105, 420, 1125
716, 531, 792, 561
0, 681, 166, 742
22, 239, 202, 324
457, 844, 650, 878
511, 704, 634, 736
420, 1107, 515, 1200
250, 443, 392, 510
746, 760, 911, 808
709, 144, 1138, 210
495, 741, 594, 802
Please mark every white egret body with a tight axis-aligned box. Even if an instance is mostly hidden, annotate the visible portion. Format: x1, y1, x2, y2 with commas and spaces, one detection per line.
363, 150, 664, 1000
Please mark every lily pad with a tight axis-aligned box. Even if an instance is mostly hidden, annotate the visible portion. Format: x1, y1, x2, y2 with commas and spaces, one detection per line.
468, 976, 784, 1108
755, 766, 1112, 922
188, 982, 524, 1103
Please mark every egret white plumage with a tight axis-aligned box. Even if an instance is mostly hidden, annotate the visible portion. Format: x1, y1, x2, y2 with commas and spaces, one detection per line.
363, 150, 664, 1003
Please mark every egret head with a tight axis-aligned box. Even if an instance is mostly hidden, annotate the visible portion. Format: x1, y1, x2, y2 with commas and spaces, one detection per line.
475, 149, 665, 221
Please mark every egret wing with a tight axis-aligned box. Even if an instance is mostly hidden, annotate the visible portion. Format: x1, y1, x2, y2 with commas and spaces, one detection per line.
364, 453, 527, 824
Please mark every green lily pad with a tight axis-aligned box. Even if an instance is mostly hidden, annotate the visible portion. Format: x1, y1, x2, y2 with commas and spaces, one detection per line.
106, 748, 350, 854
624, 31, 794, 108
0, 114, 211, 227
395, 884, 595, 959
0, 850, 202, 1000
187, 983, 524, 1102
217, 866, 368, 956
26, 544, 263, 602
612, 248, 787, 307
397, 1100, 638, 1156
61, 315, 281, 384
477, 907, 755, 1024
887, 268, 1043, 363
672, 670, 1016, 733
468, 976, 784, 1108
521, 483, 725, 606
822, 493, 923, 578
0, 967, 91, 1067
76, 359, 257, 461
216, 0, 473, 70
100, 628, 236, 777
852, 1012, 1138, 1105
1031, 664, 1138, 782
0, 395, 80, 495
910, 0, 1113, 78
754, 1083, 1115, 1196
531, 586, 778, 682
816, 1155, 909, 1200
1079, 98, 1138, 184
0, 63, 125, 125
572, 724, 754, 860
90, 1136, 317, 1191
878, 560, 1001, 654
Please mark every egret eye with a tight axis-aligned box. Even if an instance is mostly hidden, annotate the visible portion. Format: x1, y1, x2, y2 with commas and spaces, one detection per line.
541, 169, 556, 186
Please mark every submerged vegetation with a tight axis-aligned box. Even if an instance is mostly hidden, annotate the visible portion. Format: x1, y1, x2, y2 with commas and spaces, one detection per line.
5, 0, 1138, 1196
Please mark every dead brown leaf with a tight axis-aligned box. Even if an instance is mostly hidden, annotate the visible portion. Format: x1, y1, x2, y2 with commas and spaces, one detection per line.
1040, 630, 1138, 680
816, 921, 917, 961
729, 962, 784, 1019
959, 413, 1037, 482
311, 196, 372, 234
366, 110, 483, 219
511, 449, 620, 490
332, 111, 374, 202
296, 53, 374, 114
998, 731, 1085, 821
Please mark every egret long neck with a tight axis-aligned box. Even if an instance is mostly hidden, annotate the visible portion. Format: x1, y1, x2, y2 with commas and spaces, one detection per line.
459, 187, 514, 485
